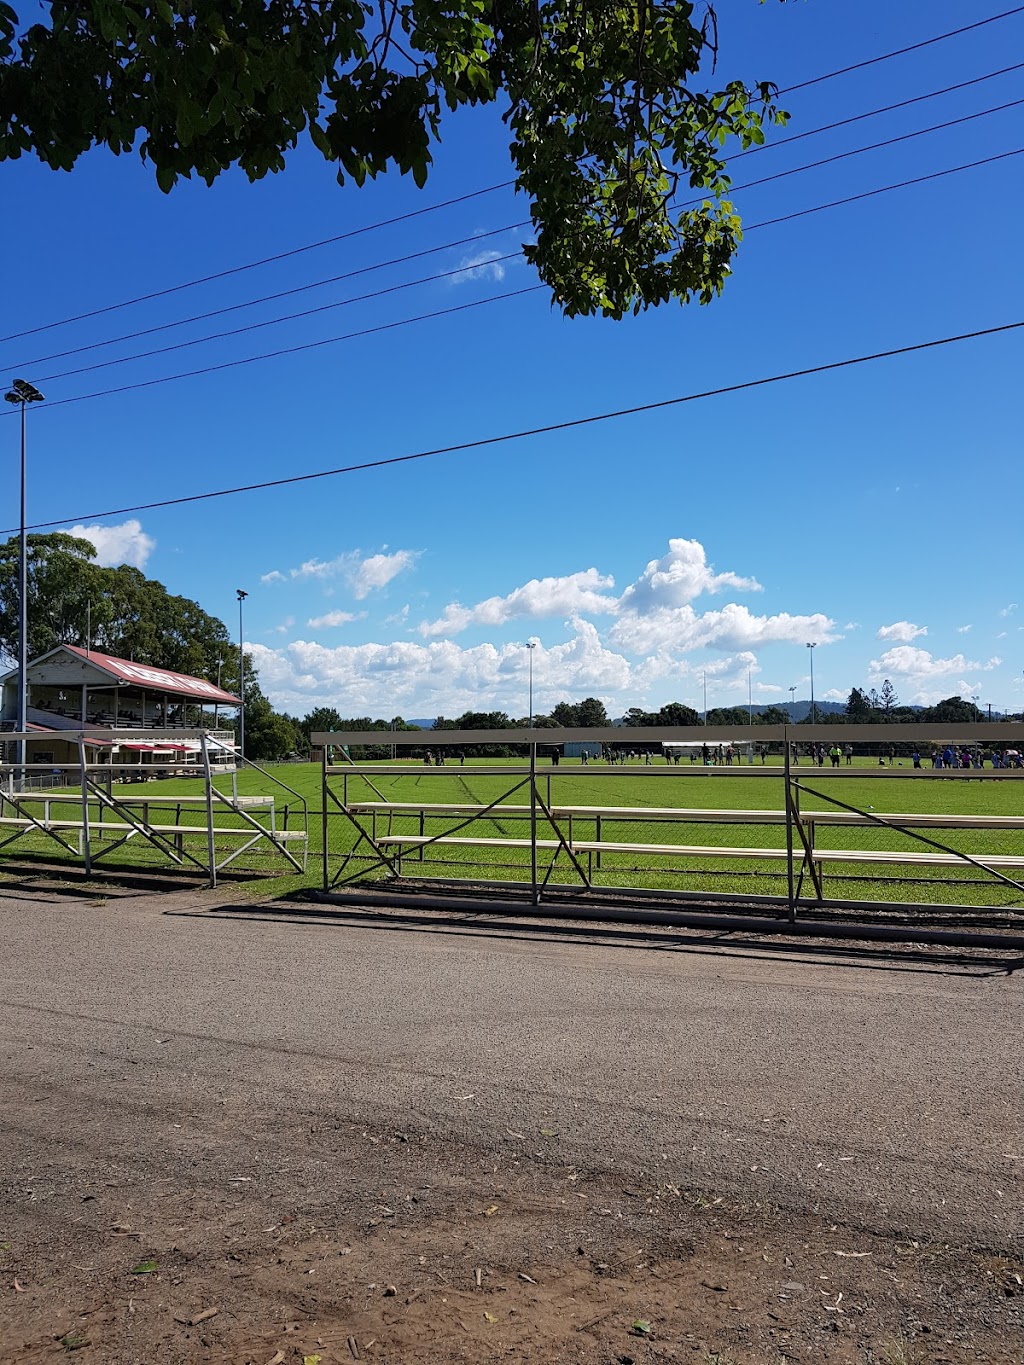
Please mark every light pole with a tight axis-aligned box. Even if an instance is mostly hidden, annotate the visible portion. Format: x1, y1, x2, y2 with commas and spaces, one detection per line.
526, 640, 536, 728
703, 671, 708, 725
806, 642, 817, 724
236, 590, 248, 760
788, 684, 797, 714
4, 379, 44, 789
214, 657, 223, 729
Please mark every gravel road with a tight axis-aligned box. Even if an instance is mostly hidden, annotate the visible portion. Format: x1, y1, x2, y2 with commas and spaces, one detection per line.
2, 881, 1021, 1247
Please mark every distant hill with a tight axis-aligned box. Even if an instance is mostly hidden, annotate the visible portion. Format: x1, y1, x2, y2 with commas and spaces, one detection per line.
408, 718, 435, 729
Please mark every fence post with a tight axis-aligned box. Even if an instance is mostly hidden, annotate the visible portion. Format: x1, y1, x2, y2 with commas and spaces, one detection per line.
77, 736, 91, 875
321, 744, 329, 893
530, 741, 539, 906
784, 734, 796, 924
201, 733, 217, 890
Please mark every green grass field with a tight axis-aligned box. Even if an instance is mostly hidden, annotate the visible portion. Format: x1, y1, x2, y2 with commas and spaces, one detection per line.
5, 757, 1024, 911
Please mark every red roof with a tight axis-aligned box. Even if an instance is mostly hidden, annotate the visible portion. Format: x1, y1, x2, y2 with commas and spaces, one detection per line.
62, 646, 241, 704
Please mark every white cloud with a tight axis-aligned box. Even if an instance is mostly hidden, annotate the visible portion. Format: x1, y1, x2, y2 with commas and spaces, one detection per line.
609, 603, 836, 656
957, 624, 972, 634
869, 647, 979, 678
449, 249, 507, 284
307, 610, 361, 629
876, 621, 927, 643
618, 538, 761, 613
260, 548, 419, 597
350, 550, 419, 599
69, 519, 154, 569
419, 569, 617, 638
272, 616, 295, 635
248, 620, 632, 717
843, 622, 861, 632
999, 603, 1018, 617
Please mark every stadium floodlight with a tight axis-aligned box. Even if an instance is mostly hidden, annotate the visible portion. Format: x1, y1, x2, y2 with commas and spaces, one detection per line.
4, 379, 45, 791
236, 590, 248, 761
806, 642, 817, 725
525, 639, 537, 729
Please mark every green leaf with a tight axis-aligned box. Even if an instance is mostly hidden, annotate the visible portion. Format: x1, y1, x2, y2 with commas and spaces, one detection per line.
130, 1258, 158, 1275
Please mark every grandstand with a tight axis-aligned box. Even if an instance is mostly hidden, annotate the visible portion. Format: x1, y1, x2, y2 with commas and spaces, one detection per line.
0, 645, 239, 776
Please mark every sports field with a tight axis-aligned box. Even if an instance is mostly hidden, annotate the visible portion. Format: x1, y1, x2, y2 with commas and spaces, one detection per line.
6, 755, 1020, 910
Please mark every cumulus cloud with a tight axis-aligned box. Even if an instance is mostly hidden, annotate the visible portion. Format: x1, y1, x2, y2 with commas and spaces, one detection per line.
869, 647, 981, 678
957, 624, 972, 633
999, 603, 1018, 617
260, 548, 419, 596
306, 610, 361, 629
618, 538, 761, 613
609, 603, 836, 656
69, 519, 155, 569
350, 550, 419, 599
248, 620, 632, 716
419, 569, 617, 638
271, 616, 295, 635
876, 621, 928, 643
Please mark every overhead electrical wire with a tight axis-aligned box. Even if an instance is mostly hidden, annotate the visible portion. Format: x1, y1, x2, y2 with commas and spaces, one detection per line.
3, 145, 1018, 418
775, 5, 1024, 95
7, 319, 1021, 537
3, 5, 1022, 347
22, 97, 1024, 380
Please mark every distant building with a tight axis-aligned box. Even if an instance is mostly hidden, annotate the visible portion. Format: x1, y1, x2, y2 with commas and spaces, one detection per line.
563, 741, 603, 758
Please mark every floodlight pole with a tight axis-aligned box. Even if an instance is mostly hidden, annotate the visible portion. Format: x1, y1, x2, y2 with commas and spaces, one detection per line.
806, 642, 817, 725
703, 671, 707, 725
4, 379, 44, 791
237, 589, 248, 761
526, 640, 536, 728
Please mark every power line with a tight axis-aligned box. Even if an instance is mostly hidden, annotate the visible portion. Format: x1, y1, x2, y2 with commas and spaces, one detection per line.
4, 7, 1021, 348
740, 146, 1023, 232
686, 99, 1024, 209
734, 62, 1024, 160
15, 222, 523, 371
7, 145, 1014, 408
37, 251, 525, 384
776, 5, 1024, 95
1, 146, 1017, 421
9, 319, 1022, 536
0, 180, 517, 347
23, 99, 1023, 382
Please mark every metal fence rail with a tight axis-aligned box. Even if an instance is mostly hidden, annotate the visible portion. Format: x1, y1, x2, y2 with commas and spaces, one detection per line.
316, 724, 1024, 927
0, 729, 308, 886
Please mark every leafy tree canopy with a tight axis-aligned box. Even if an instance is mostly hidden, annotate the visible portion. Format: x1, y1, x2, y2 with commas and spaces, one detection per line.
0, 0, 789, 317
550, 697, 610, 727
0, 532, 243, 688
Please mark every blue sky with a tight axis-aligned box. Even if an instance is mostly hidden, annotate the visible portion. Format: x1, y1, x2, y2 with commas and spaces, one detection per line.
2, 0, 1022, 721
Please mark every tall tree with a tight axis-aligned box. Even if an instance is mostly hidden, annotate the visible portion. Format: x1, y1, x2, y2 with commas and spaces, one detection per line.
0, 2, 789, 317
845, 687, 874, 723
657, 701, 700, 726
878, 679, 899, 717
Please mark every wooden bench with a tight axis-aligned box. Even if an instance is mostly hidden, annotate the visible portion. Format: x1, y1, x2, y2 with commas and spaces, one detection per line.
370, 831, 1024, 882
0, 815, 305, 841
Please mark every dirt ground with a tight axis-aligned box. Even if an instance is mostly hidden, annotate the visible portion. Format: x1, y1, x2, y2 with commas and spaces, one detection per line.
1, 874, 1023, 1363
3, 1114, 1023, 1365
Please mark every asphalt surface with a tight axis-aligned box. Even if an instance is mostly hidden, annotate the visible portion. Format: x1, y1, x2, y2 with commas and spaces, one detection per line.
2, 881, 1022, 1251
